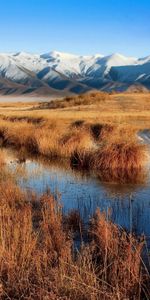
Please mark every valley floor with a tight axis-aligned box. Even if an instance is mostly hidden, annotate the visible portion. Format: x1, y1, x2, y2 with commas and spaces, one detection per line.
0, 91, 150, 299
0, 92, 150, 126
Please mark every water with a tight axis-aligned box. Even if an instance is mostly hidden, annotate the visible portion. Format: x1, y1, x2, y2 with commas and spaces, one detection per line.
2, 147, 150, 244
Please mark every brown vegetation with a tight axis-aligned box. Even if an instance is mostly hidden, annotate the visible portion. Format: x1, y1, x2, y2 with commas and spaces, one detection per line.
70, 141, 146, 183
38, 91, 110, 109
91, 142, 146, 171
0, 180, 149, 300
0, 116, 146, 183
0, 151, 4, 167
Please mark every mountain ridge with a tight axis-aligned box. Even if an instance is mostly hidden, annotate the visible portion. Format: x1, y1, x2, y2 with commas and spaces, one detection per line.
0, 51, 150, 97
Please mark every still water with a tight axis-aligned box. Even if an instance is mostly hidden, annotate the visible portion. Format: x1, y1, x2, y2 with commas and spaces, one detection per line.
1, 147, 150, 246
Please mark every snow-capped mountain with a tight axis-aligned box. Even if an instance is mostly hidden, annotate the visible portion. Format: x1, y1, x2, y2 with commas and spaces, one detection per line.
0, 51, 150, 96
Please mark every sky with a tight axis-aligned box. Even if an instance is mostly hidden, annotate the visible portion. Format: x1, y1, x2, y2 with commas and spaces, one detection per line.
0, 0, 149, 57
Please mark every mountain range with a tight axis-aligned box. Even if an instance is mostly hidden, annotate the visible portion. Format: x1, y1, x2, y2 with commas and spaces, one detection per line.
0, 51, 150, 97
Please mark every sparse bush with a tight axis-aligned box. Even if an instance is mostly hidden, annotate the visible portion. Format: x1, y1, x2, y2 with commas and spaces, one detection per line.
38, 91, 110, 109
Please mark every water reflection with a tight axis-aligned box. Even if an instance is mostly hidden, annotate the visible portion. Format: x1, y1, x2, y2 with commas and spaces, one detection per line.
1, 147, 150, 243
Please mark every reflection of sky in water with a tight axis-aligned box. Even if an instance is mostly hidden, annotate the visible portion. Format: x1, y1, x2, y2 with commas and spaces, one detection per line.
4, 148, 150, 242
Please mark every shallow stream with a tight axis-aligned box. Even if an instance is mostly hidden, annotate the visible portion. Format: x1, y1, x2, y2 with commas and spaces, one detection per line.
1, 147, 150, 250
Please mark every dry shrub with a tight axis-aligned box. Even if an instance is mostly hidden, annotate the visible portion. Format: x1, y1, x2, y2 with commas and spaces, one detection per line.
0, 181, 25, 206
58, 247, 100, 300
39, 91, 110, 109
90, 123, 137, 145
0, 182, 36, 298
39, 194, 72, 266
0, 120, 63, 158
108, 124, 137, 144
89, 209, 145, 299
59, 128, 94, 157
0, 121, 34, 148
0, 183, 72, 299
17, 122, 64, 158
34, 128, 60, 158
71, 141, 147, 183
91, 142, 146, 171
91, 123, 115, 141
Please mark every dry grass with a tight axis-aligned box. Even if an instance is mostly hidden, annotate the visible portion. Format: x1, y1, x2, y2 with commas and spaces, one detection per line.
63, 209, 84, 234
1, 93, 150, 128
38, 91, 109, 109
0, 151, 5, 167
70, 140, 147, 183
0, 116, 147, 182
0, 180, 149, 300
91, 142, 146, 170
0, 93, 148, 185
89, 210, 147, 299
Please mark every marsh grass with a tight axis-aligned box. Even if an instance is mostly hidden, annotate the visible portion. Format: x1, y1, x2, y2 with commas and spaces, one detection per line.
70, 140, 146, 184
0, 181, 149, 299
0, 117, 146, 182
0, 92, 148, 186
91, 142, 146, 171
89, 210, 146, 299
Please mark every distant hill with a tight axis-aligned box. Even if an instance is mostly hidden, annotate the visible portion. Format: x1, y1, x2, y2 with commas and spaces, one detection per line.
0, 51, 150, 96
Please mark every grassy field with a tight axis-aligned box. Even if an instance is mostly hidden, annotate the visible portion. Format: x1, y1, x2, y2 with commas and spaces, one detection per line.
1, 92, 150, 126
0, 92, 150, 299
0, 92, 149, 179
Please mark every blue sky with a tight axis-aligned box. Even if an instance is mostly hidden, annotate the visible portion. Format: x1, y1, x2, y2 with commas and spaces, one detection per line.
0, 0, 149, 57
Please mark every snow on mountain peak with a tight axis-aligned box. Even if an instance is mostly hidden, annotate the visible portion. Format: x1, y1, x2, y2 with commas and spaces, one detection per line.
100, 53, 137, 66
0, 50, 150, 95
13, 51, 34, 57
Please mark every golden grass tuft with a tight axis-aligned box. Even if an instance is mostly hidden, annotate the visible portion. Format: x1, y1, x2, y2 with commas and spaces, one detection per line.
71, 141, 147, 183
59, 128, 94, 157
91, 142, 146, 171
0, 183, 72, 299
89, 209, 145, 299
